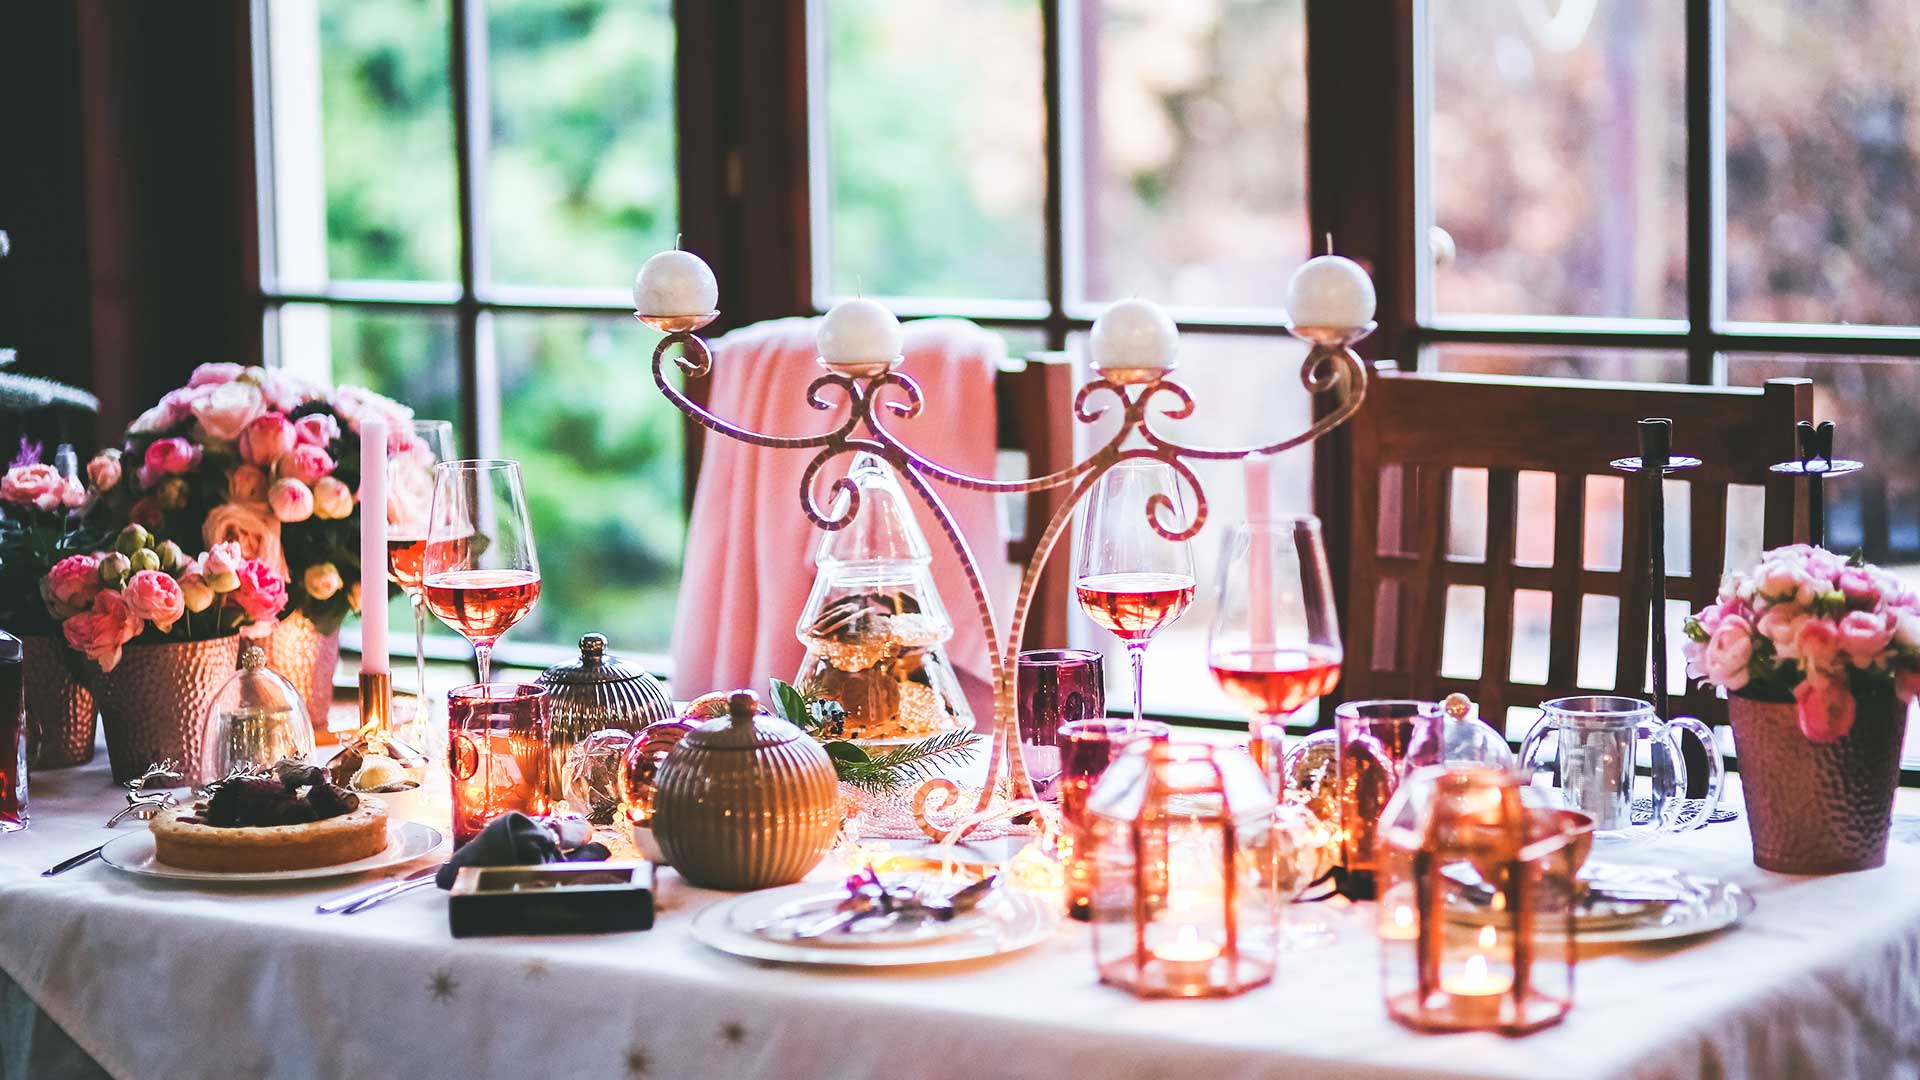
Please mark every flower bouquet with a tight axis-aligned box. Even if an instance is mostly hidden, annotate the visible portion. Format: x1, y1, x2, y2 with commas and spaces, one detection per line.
1683, 544, 1920, 872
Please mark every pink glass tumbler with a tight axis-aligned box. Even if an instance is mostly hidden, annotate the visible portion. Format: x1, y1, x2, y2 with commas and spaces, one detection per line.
448, 682, 551, 847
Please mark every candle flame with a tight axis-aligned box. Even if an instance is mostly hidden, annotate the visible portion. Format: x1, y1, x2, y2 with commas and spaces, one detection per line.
1393, 905, 1414, 930
1478, 924, 1497, 947
1465, 953, 1488, 981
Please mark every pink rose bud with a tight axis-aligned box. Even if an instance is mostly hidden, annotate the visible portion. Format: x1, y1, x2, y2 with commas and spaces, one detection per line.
311, 475, 355, 520
86, 452, 122, 492
1794, 677, 1856, 743
143, 437, 201, 479
228, 464, 270, 504
294, 413, 341, 448
122, 569, 186, 634
178, 569, 215, 613
268, 477, 315, 523
201, 542, 245, 592
283, 444, 335, 485
302, 562, 344, 602
238, 412, 297, 467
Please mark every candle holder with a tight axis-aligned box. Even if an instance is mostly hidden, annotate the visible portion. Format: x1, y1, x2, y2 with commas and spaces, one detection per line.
1769, 420, 1862, 548
1375, 764, 1588, 1034
639, 290, 1372, 840
1610, 419, 1700, 735
1084, 741, 1282, 998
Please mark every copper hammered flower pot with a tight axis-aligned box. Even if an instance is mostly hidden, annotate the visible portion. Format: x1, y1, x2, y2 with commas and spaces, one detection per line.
263, 610, 341, 735
86, 635, 243, 786
23, 635, 97, 769
1728, 693, 1908, 874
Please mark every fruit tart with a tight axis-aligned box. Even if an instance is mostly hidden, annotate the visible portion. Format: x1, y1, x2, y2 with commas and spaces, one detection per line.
150, 761, 389, 872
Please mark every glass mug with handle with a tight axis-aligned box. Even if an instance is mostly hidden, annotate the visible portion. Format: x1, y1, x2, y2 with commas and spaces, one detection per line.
1518, 695, 1724, 846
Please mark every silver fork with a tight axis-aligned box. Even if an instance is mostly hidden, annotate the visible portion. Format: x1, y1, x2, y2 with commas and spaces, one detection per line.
315, 865, 438, 914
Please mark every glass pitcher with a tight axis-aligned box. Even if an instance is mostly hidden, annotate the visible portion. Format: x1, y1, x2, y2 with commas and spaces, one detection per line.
1517, 695, 1723, 845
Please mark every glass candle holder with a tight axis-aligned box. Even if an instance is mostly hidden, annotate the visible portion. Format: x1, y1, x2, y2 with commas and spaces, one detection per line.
1333, 699, 1443, 899
448, 682, 552, 847
1059, 718, 1169, 921
1375, 764, 1586, 1034
1086, 741, 1283, 998
1017, 649, 1105, 802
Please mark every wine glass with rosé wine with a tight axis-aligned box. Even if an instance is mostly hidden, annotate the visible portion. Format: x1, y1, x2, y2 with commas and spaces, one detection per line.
1076, 459, 1198, 730
387, 420, 456, 722
1206, 516, 1342, 775
423, 459, 540, 686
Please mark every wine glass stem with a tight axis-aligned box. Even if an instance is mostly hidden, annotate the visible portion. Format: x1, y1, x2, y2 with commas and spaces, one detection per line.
411, 595, 430, 713
474, 642, 492, 687
1127, 642, 1148, 731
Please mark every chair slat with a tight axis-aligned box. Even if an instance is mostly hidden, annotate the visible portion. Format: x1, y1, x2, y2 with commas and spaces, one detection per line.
1547, 472, 1585, 691
1477, 470, 1520, 721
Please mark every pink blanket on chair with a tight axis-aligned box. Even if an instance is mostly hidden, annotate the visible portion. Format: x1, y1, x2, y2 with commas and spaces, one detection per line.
667, 317, 1008, 725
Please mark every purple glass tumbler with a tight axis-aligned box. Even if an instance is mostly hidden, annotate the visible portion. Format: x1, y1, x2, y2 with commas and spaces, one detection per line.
0, 630, 23, 832
1017, 649, 1105, 802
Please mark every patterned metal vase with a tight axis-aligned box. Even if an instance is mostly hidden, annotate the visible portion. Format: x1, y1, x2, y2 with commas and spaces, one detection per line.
87, 635, 243, 786
1728, 693, 1908, 874
263, 610, 342, 734
23, 635, 96, 769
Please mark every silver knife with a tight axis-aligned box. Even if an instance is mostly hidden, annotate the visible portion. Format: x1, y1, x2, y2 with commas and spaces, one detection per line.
340, 876, 438, 915
316, 865, 437, 914
42, 843, 108, 877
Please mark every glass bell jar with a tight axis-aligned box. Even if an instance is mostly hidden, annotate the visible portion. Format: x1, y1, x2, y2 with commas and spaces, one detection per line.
199, 645, 315, 784
793, 452, 972, 741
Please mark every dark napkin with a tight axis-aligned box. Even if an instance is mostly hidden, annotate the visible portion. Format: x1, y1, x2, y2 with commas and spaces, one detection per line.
436, 813, 612, 889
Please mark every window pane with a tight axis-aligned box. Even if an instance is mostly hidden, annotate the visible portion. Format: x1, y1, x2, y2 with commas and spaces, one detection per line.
275, 0, 461, 284
494, 314, 685, 654
1427, 0, 1684, 319
1726, 3, 1920, 325
1428, 344, 1687, 382
1067, 332, 1315, 720
1076, 0, 1308, 310
487, 0, 676, 289
820, 0, 1045, 302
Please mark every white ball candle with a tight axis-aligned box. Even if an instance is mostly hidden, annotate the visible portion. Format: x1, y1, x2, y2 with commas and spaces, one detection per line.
632, 249, 719, 317
1089, 298, 1178, 377
1285, 254, 1376, 330
817, 297, 904, 366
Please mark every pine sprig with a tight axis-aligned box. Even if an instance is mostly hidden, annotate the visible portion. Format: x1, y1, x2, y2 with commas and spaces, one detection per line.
768, 678, 982, 793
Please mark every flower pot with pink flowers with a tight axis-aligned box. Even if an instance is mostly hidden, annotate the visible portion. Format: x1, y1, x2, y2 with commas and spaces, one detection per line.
1684, 544, 1920, 873
47, 526, 285, 785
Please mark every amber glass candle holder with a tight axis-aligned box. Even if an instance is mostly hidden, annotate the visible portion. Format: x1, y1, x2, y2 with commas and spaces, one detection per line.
1086, 741, 1282, 998
1375, 764, 1587, 1034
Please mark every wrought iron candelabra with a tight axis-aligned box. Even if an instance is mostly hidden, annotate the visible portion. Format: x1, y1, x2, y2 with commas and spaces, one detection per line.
639, 308, 1373, 839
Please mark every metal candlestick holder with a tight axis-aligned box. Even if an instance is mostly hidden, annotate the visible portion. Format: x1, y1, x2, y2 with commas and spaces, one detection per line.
1769, 420, 1862, 548
640, 309, 1373, 839
1609, 419, 1699, 732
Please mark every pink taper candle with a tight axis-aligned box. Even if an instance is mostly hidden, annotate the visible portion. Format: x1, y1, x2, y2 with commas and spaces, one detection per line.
1244, 455, 1275, 737
358, 416, 390, 675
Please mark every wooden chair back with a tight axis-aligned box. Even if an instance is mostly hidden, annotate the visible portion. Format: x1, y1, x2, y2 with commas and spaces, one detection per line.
1337, 368, 1812, 733
998, 351, 1076, 649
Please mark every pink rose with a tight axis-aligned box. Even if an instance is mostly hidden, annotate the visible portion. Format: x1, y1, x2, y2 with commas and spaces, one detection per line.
62, 590, 143, 673
1, 463, 66, 511
1794, 677, 1856, 743
1758, 607, 1810, 659
188, 362, 247, 388
311, 475, 355, 520
232, 559, 289, 634
202, 502, 287, 582
191, 380, 266, 442
1702, 616, 1754, 692
200, 541, 245, 592
143, 437, 201, 479
228, 464, 270, 504
1802, 547, 1848, 585
293, 413, 341, 448
253, 368, 322, 413
59, 476, 87, 509
122, 569, 186, 634
330, 386, 413, 434
128, 387, 199, 435
1793, 618, 1842, 676
268, 477, 314, 523
41, 553, 103, 619
282, 444, 335, 484
1758, 560, 1813, 606
1836, 567, 1882, 610
1836, 610, 1896, 665
86, 453, 122, 492
238, 413, 297, 467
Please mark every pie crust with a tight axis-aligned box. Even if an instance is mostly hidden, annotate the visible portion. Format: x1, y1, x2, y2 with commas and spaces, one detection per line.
149, 796, 390, 872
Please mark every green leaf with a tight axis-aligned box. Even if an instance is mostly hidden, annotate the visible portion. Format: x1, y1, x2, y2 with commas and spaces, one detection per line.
769, 678, 808, 727
823, 741, 870, 764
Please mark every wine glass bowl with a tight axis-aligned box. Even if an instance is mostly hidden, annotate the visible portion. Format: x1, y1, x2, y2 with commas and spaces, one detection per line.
423, 459, 540, 685
1075, 460, 1197, 729
1206, 515, 1343, 745
388, 420, 455, 728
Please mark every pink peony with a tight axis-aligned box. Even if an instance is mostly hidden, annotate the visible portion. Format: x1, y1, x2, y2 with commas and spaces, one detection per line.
1702, 615, 1755, 692
293, 413, 341, 448
238, 412, 297, 467
1758, 560, 1814, 606
122, 569, 186, 633
228, 463, 270, 504
330, 386, 413, 435
268, 477, 314, 523
62, 590, 143, 673
311, 475, 355, 520
1835, 609, 1896, 665
1793, 618, 1843, 676
143, 437, 201, 479
1794, 677, 1856, 743
253, 368, 323, 413
191, 380, 266, 442
1836, 567, 1883, 610
1, 463, 67, 511
203, 502, 287, 582
128, 387, 199, 435
1802, 547, 1849, 585
188, 363, 247, 388
86, 453, 122, 492
232, 559, 289, 634
282, 444, 335, 484
1758, 607, 1810, 659
42, 553, 103, 619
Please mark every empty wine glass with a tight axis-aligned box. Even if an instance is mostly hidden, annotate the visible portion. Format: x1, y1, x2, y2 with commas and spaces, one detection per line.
388, 420, 456, 723
423, 460, 540, 686
1076, 459, 1197, 729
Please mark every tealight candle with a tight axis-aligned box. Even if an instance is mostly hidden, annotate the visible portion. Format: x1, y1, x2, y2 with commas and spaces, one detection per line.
1089, 298, 1178, 380
1379, 903, 1418, 942
817, 297, 904, 374
1150, 924, 1223, 988
1285, 253, 1376, 330
1440, 953, 1514, 1003
632, 249, 719, 317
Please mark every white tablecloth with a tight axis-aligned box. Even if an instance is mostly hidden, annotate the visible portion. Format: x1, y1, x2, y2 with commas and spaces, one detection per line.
6, 755, 1920, 1080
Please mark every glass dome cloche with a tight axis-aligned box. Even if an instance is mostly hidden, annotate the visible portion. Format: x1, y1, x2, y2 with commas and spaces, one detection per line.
792, 452, 972, 742
199, 645, 315, 784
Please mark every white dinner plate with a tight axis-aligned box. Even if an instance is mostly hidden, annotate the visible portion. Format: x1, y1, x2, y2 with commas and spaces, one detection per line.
98, 820, 446, 883
1449, 867, 1755, 945
692, 879, 1060, 968
750, 878, 990, 948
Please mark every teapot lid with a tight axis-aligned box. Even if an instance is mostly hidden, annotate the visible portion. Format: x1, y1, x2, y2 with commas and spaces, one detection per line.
682, 690, 809, 751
